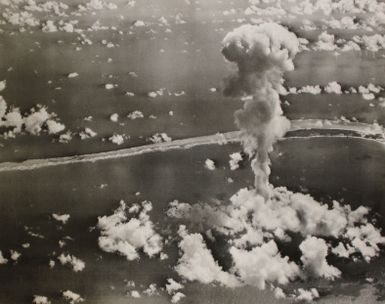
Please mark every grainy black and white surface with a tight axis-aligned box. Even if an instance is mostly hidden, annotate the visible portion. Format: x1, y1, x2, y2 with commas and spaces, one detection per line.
1, 0, 385, 303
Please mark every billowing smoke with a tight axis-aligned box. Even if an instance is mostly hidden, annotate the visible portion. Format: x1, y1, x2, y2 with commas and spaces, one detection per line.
222, 23, 299, 199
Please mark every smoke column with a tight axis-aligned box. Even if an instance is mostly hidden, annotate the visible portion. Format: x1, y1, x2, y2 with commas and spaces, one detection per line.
222, 23, 299, 199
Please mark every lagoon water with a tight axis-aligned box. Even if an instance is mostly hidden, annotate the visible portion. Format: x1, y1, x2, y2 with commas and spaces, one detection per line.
0, 137, 384, 303
1, 0, 385, 303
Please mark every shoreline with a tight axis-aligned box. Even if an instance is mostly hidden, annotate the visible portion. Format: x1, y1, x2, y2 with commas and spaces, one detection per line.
0, 119, 383, 172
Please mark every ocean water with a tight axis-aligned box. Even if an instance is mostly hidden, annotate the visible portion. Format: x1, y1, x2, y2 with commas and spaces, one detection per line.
0, 137, 384, 303
0, 21, 384, 162
1, 1, 385, 302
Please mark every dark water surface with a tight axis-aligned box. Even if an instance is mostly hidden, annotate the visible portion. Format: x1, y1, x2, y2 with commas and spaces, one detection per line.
0, 137, 384, 303
1, 24, 385, 162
